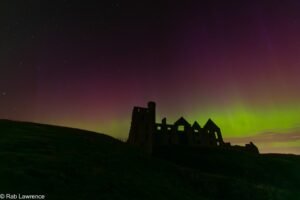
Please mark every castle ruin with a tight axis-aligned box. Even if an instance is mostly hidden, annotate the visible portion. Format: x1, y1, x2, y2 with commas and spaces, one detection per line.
127, 102, 259, 154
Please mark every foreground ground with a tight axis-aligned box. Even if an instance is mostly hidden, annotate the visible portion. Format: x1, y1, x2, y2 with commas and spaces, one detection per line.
0, 120, 299, 200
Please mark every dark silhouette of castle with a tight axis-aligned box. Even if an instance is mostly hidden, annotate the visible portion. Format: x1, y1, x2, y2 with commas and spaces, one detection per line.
127, 102, 259, 154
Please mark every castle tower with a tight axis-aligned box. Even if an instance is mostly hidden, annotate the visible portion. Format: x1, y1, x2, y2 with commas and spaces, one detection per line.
127, 101, 156, 154
147, 101, 156, 126
146, 101, 156, 153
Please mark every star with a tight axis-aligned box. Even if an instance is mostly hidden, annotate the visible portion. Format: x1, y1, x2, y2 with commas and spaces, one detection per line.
2, 92, 7, 96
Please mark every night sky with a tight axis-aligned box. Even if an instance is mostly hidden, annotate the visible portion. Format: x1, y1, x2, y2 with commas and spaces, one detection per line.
1, 0, 300, 154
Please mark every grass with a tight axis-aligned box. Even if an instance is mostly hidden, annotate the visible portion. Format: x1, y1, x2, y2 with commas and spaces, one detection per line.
0, 119, 300, 200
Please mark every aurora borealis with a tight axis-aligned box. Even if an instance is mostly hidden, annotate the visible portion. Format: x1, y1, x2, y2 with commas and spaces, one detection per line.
1, 1, 300, 154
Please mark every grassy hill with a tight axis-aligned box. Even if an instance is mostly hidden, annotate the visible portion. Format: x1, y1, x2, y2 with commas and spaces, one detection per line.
0, 120, 299, 200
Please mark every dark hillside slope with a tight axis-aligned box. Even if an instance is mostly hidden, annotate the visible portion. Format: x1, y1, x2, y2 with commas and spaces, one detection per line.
0, 120, 300, 200
155, 146, 300, 198
0, 120, 203, 200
